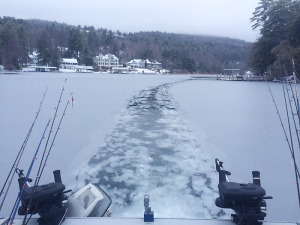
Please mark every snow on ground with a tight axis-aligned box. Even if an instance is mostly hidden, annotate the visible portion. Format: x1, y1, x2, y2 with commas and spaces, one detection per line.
0, 73, 299, 222
129, 68, 156, 74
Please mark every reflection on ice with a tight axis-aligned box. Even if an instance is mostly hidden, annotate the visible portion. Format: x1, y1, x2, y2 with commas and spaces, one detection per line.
77, 82, 223, 218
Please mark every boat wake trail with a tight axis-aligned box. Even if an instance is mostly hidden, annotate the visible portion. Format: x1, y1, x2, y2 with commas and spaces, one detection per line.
78, 81, 224, 218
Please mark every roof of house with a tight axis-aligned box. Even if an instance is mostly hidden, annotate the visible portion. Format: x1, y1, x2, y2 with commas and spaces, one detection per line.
62, 58, 78, 63
95, 54, 118, 60
128, 59, 144, 64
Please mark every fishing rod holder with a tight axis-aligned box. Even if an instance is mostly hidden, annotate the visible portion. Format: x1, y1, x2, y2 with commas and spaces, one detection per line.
17, 169, 69, 225
144, 194, 154, 222
53, 170, 62, 183
215, 159, 272, 225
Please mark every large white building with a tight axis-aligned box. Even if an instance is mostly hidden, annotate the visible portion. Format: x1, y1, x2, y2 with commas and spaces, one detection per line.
126, 59, 145, 69
94, 54, 119, 69
145, 59, 162, 70
127, 59, 162, 70
61, 58, 78, 70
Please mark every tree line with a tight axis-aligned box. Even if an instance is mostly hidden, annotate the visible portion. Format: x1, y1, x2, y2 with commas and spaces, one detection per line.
0, 16, 250, 73
249, 0, 300, 78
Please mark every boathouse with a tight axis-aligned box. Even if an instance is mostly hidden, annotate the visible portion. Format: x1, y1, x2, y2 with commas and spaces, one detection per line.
61, 58, 78, 70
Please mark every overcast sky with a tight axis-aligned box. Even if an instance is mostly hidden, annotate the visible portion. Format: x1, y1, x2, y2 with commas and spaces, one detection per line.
0, 0, 260, 42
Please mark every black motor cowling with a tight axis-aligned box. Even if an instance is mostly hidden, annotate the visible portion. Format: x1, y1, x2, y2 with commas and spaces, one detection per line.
215, 159, 272, 225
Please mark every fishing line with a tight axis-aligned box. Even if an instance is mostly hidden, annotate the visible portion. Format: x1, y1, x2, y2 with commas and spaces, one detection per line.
281, 65, 300, 175
8, 119, 51, 225
35, 84, 66, 186
0, 88, 47, 211
21, 83, 67, 225
280, 62, 300, 206
265, 78, 300, 177
288, 82, 300, 154
282, 80, 296, 167
284, 82, 300, 206
38, 93, 72, 185
292, 58, 300, 120
22, 94, 73, 225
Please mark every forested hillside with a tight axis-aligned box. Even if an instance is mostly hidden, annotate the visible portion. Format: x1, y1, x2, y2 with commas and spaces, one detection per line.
249, 0, 300, 77
0, 17, 250, 73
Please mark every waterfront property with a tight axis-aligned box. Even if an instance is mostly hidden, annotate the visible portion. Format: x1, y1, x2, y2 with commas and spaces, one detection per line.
23, 65, 58, 72
126, 59, 146, 69
145, 59, 162, 70
94, 54, 119, 69
111, 66, 130, 74
28, 51, 39, 66
61, 58, 79, 70
126, 59, 162, 70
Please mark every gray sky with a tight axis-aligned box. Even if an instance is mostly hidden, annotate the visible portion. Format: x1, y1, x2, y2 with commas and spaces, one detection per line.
0, 0, 260, 42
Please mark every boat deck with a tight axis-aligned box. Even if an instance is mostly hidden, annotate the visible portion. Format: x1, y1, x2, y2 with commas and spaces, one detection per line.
1, 217, 297, 225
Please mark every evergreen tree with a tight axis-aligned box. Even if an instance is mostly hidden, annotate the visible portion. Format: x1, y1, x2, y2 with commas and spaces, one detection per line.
0, 19, 23, 69
0, 16, 250, 72
68, 28, 82, 58
81, 47, 93, 66
251, 0, 275, 30
37, 28, 52, 65
249, 0, 300, 76
51, 44, 61, 68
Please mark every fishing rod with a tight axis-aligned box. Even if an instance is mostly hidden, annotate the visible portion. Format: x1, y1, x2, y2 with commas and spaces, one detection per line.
265, 77, 300, 173
8, 119, 51, 225
288, 82, 300, 154
291, 58, 300, 121
33, 85, 65, 187
274, 62, 300, 207
265, 75, 300, 186
38, 93, 72, 188
283, 82, 300, 207
282, 64, 300, 164
21, 88, 69, 225
22, 93, 72, 225
0, 89, 47, 211
281, 62, 300, 206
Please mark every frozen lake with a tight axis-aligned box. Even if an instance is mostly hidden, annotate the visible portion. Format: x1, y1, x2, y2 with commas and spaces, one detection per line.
0, 73, 299, 222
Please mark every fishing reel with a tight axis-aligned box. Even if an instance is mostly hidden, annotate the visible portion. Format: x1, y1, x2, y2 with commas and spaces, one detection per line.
215, 159, 272, 225
16, 169, 71, 225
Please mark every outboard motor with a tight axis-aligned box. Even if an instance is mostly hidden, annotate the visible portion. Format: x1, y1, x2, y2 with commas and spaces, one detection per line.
17, 169, 71, 225
215, 159, 272, 225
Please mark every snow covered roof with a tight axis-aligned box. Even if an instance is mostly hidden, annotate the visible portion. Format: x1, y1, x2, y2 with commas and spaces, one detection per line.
95, 54, 118, 60
106, 54, 118, 60
95, 53, 104, 58
62, 58, 78, 63
29, 50, 38, 58
128, 59, 144, 64
128, 59, 161, 65
145, 59, 161, 65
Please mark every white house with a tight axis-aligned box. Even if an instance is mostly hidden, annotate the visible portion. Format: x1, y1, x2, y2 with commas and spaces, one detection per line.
94, 54, 119, 69
127, 59, 146, 69
145, 59, 162, 70
127, 59, 162, 70
61, 58, 78, 70
29, 51, 39, 66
